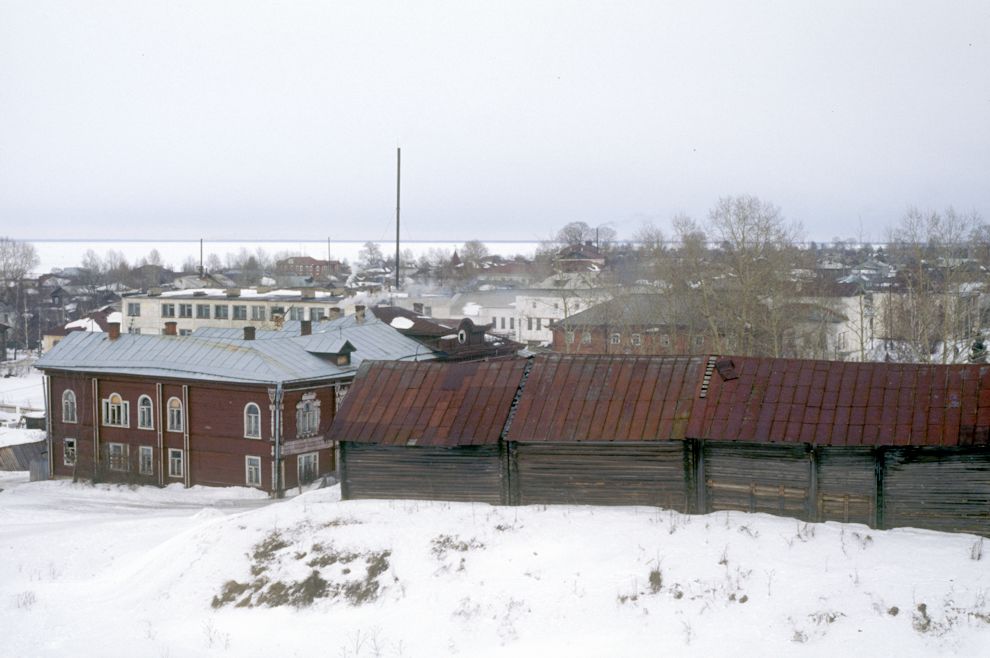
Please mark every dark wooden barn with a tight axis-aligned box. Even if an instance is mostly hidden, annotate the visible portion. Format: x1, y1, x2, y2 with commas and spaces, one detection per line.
329, 354, 990, 536
335, 359, 528, 503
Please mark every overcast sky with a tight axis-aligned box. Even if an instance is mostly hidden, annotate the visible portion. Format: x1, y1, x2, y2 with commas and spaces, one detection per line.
1, 1, 987, 243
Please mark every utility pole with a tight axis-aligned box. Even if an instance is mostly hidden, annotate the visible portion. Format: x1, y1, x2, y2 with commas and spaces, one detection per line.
395, 147, 401, 291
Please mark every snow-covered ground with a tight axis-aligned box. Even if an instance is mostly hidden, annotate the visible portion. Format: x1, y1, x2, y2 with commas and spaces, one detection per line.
0, 363, 44, 411
1, 477, 987, 657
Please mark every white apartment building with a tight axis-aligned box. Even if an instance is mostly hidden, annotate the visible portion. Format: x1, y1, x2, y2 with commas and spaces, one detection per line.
121, 288, 349, 335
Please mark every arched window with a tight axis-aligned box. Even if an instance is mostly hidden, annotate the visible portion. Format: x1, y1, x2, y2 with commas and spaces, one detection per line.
167, 397, 183, 432
138, 395, 154, 429
62, 390, 77, 423
295, 393, 321, 438
244, 403, 261, 439
101, 392, 129, 427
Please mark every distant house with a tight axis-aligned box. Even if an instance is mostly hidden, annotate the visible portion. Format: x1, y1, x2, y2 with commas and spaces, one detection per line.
331, 354, 990, 536
370, 305, 522, 361
550, 294, 712, 355
41, 306, 122, 353
555, 241, 606, 273
275, 256, 342, 280
36, 312, 435, 494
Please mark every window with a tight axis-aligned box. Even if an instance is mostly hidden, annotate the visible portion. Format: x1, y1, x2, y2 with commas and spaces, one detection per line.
179, 329, 192, 336
214, 305, 229, 320
335, 384, 350, 412
167, 397, 183, 432
694, 335, 704, 347
161, 303, 175, 318
509, 317, 514, 330
311, 308, 325, 322
298, 452, 318, 486
62, 390, 77, 423
270, 306, 285, 319
195, 304, 210, 319
554, 302, 559, 310
660, 334, 671, 347
244, 403, 261, 439
139, 446, 153, 475
610, 333, 621, 345
246, 456, 262, 487
102, 393, 129, 427
631, 333, 642, 346
233, 305, 247, 320
582, 332, 592, 345
500, 317, 505, 329
536, 318, 542, 331
565, 331, 575, 344
126, 302, 141, 317
63, 438, 77, 466
108, 442, 128, 472
527, 317, 533, 331
128, 327, 141, 335
168, 449, 184, 478
295, 393, 321, 438
178, 303, 193, 318
138, 395, 154, 429
492, 316, 496, 327
251, 305, 266, 321
289, 307, 304, 321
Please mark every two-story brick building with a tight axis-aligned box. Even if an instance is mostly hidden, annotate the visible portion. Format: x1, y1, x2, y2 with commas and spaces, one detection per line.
35, 313, 434, 494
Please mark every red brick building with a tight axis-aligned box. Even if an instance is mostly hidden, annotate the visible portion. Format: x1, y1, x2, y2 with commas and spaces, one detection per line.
36, 314, 434, 494
551, 294, 713, 355
274, 256, 342, 280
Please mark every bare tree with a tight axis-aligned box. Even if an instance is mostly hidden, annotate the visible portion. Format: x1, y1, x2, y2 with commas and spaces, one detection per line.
0, 237, 40, 349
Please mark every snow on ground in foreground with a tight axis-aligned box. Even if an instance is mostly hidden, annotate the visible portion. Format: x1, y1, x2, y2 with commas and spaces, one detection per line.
1, 479, 988, 657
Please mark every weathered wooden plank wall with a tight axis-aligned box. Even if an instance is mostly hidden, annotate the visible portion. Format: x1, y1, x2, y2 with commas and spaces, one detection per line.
0, 441, 46, 471
703, 443, 813, 520
510, 442, 690, 511
340, 442, 503, 504
883, 448, 990, 536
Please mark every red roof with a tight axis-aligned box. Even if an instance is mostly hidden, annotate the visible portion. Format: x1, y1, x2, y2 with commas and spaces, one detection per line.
507, 355, 704, 441
328, 359, 528, 446
695, 357, 990, 447
329, 355, 990, 448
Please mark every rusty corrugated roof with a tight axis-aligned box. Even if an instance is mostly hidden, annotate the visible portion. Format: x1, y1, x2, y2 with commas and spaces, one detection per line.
695, 357, 990, 447
328, 359, 529, 447
505, 354, 705, 442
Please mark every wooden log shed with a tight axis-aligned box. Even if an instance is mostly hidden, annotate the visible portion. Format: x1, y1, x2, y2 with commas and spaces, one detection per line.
329, 355, 990, 536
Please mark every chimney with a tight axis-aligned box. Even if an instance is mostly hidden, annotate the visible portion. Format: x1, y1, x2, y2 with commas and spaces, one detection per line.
300, 319, 312, 336
225, 288, 241, 297
329, 307, 342, 320
108, 322, 121, 340
243, 326, 256, 340
302, 289, 316, 299
164, 321, 177, 336
355, 305, 366, 323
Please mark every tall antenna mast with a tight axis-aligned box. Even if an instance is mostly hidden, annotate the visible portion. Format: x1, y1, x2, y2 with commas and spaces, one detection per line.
199, 238, 204, 276
395, 147, 401, 291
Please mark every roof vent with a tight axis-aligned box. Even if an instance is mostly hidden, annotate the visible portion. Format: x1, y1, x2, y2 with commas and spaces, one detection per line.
225, 288, 241, 297
192, 291, 207, 297
715, 358, 738, 381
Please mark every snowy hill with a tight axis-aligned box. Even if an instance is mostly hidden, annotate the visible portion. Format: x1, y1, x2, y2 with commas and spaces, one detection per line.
0, 475, 988, 657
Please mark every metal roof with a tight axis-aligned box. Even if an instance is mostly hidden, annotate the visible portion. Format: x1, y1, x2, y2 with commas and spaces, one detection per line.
36, 315, 434, 385
328, 354, 990, 448
507, 354, 705, 442
694, 357, 990, 447
328, 359, 528, 447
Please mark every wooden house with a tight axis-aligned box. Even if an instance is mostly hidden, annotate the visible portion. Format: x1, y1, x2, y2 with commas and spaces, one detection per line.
329, 354, 990, 536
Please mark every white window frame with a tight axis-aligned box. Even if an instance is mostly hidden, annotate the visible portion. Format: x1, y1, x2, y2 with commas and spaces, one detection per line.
126, 302, 141, 317
631, 333, 642, 347
168, 449, 184, 478
565, 331, 575, 344
107, 442, 128, 472
233, 305, 247, 321
660, 334, 671, 347
610, 333, 621, 345
297, 452, 318, 485
166, 397, 183, 433
245, 455, 262, 487
195, 304, 210, 319
295, 393, 321, 438
178, 303, 193, 318
214, 304, 229, 320
138, 446, 154, 475
101, 393, 130, 427
161, 303, 175, 318
582, 332, 592, 345
137, 395, 154, 430
250, 305, 266, 321
62, 389, 77, 423
63, 438, 77, 466
244, 403, 261, 439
